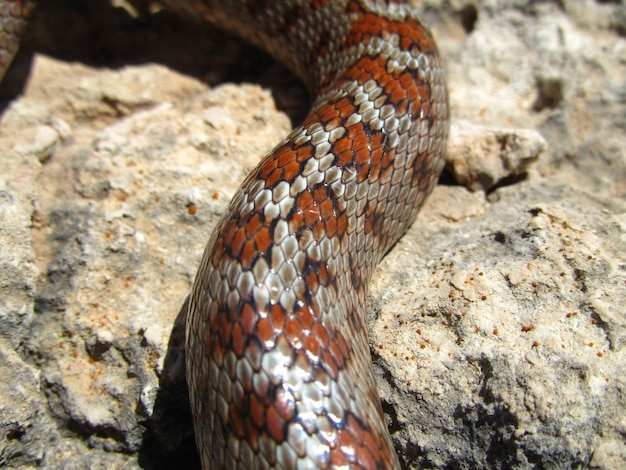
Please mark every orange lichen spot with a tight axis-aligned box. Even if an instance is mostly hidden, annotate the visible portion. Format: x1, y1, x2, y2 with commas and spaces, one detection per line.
212, 192, 219, 199
72, 351, 78, 358
522, 325, 534, 332
532, 341, 540, 348
493, 328, 498, 335
566, 311, 578, 318
187, 203, 197, 215
117, 194, 128, 202
588, 342, 594, 347
481, 295, 487, 301
597, 352, 604, 358
159, 258, 165, 264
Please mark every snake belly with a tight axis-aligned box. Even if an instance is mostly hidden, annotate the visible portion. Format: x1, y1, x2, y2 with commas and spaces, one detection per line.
0, 0, 449, 468
181, 1, 449, 468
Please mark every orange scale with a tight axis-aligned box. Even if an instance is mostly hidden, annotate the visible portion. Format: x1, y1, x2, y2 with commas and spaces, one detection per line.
394, 99, 408, 116
231, 322, 246, 357
282, 160, 301, 182
312, 220, 327, 241
355, 147, 370, 167
305, 206, 322, 227
297, 304, 316, 330
382, 147, 395, 168
370, 146, 384, 166
346, 413, 365, 445
370, 131, 384, 149
288, 211, 305, 234
224, 220, 238, 243
319, 199, 334, 221
356, 166, 372, 185
239, 303, 258, 337
211, 340, 224, 368
269, 304, 286, 330
325, 216, 337, 238
399, 72, 414, 89
229, 404, 245, 439
356, 444, 377, 469
329, 447, 352, 467
325, 116, 343, 131
249, 393, 265, 429
351, 130, 369, 152
255, 317, 275, 348
321, 349, 339, 380
305, 270, 321, 296
212, 240, 224, 265
301, 113, 318, 128
376, 73, 392, 90
276, 148, 295, 168
219, 315, 232, 344
335, 331, 350, 359
255, 227, 272, 253
336, 96, 352, 110
240, 240, 256, 270
390, 86, 407, 104
230, 227, 247, 258
364, 215, 374, 235
264, 167, 284, 188
266, 406, 286, 443
362, 56, 376, 73
303, 334, 321, 363
362, 431, 380, 458
311, 321, 331, 347
295, 188, 315, 210
245, 420, 260, 451
337, 149, 354, 168
320, 106, 340, 123
333, 135, 353, 154
336, 427, 359, 457
245, 213, 262, 238
336, 213, 348, 237
419, 83, 432, 102
328, 339, 345, 369
285, 318, 303, 349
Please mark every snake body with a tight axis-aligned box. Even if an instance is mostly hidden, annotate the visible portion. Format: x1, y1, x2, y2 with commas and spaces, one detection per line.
0, 1, 448, 468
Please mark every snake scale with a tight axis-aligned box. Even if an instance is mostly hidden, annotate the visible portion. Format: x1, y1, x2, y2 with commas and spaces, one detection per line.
0, 1, 448, 468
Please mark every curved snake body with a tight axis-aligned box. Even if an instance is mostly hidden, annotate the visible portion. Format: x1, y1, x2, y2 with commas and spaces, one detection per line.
0, 1, 449, 468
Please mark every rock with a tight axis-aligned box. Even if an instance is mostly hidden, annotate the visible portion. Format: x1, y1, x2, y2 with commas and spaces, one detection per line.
0, 0, 623, 468
446, 121, 546, 192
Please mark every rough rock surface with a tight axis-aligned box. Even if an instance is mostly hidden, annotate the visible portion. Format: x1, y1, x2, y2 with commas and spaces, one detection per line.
0, 1, 624, 469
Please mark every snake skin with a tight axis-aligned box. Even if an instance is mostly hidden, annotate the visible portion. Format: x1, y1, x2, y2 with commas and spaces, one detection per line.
0, 0, 33, 81
0, 1, 448, 468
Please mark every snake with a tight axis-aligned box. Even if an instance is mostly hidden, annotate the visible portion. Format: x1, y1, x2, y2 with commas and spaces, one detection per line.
1, 0, 449, 468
